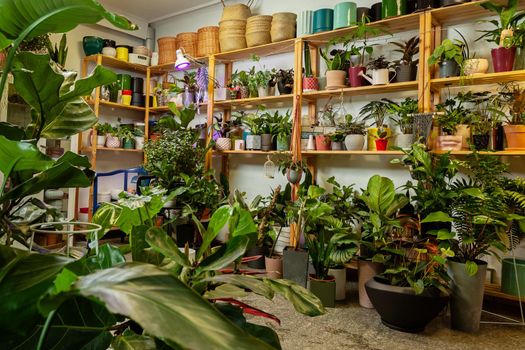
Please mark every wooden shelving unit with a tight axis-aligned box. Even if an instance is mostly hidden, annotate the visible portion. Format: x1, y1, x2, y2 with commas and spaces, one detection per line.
430, 70, 525, 89
214, 150, 291, 155
485, 283, 525, 303
88, 99, 146, 112
302, 150, 405, 156
303, 81, 419, 100
84, 54, 148, 73
214, 94, 294, 109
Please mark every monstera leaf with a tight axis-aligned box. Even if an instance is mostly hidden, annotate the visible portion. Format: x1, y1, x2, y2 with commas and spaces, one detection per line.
0, 0, 137, 95
11, 52, 117, 139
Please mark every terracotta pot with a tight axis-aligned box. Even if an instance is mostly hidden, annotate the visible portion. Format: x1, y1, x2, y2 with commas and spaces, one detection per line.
265, 255, 283, 279
455, 124, 471, 150
325, 70, 347, 89
315, 135, 332, 150
504, 124, 525, 150
492, 47, 516, 73
358, 258, 384, 308
348, 66, 366, 87
436, 135, 463, 151
303, 76, 319, 91
463, 58, 489, 75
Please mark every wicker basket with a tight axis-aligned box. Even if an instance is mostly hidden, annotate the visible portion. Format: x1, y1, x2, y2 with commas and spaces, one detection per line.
157, 36, 177, 65
221, 4, 251, 21
246, 15, 272, 47
271, 12, 297, 42
177, 32, 198, 57
197, 26, 220, 57
219, 19, 247, 52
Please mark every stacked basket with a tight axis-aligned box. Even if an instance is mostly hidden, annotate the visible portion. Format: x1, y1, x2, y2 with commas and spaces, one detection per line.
271, 12, 297, 42
219, 4, 251, 52
246, 15, 272, 47
197, 26, 220, 57
177, 32, 198, 57
157, 36, 177, 65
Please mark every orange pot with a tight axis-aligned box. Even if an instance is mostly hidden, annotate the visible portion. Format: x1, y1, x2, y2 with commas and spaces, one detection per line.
504, 124, 525, 150
315, 135, 331, 150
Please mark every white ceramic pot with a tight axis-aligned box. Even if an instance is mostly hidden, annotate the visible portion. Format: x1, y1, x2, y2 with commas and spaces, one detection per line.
134, 136, 145, 150
328, 267, 347, 301
98, 192, 111, 204
307, 135, 316, 150
234, 139, 245, 150
463, 58, 489, 75
344, 134, 365, 150
257, 86, 269, 97
215, 137, 232, 151
105, 134, 120, 148
246, 135, 261, 150
395, 133, 414, 149
102, 47, 116, 57
96, 135, 106, 147
44, 189, 64, 201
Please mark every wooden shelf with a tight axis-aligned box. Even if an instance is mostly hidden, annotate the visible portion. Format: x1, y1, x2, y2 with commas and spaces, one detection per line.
214, 39, 296, 62
485, 283, 525, 303
82, 147, 144, 153
435, 150, 525, 156
84, 54, 148, 73
149, 57, 209, 75
303, 81, 418, 99
431, 0, 525, 27
214, 150, 290, 155
431, 70, 525, 90
304, 13, 420, 45
302, 150, 405, 156
96, 100, 146, 112
149, 103, 207, 113
214, 94, 294, 109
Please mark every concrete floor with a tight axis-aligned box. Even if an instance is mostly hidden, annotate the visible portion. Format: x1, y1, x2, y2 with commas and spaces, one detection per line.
245, 286, 525, 350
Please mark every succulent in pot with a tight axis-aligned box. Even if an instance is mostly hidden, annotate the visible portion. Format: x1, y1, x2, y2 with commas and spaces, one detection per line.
428, 38, 465, 78
359, 55, 396, 85
391, 36, 419, 82
477, 0, 524, 73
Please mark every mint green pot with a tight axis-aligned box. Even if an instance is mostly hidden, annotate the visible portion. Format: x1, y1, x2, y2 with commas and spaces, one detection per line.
501, 258, 525, 297
382, 0, 406, 19
334, 2, 357, 29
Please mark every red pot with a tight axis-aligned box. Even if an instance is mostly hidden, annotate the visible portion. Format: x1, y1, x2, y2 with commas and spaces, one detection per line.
315, 135, 331, 150
491, 47, 516, 73
375, 138, 388, 151
348, 66, 366, 87
303, 76, 319, 91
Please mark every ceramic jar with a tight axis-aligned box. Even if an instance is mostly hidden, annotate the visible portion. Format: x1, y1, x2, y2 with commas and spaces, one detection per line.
215, 137, 232, 151
334, 2, 357, 29
313, 9, 334, 33
297, 10, 313, 37
83, 36, 103, 56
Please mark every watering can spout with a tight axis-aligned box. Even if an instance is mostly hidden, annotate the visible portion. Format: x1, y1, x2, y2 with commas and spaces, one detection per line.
358, 70, 373, 84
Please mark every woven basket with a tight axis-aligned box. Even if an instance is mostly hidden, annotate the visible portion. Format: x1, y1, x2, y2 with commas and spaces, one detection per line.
221, 4, 251, 21
246, 31, 271, 47
177, 32, 198, 57
272, 12, 297, 22
157, 37, 177, 65
271, 12, 297, 42
219, 19, 247, 52
197, 26, 220, 57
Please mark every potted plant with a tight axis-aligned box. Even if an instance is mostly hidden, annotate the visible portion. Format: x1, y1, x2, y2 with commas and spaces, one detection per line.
360, 55, 395, 85
255, 68, 274, 97
498, 83, 525, 150
428, 38, 465, 78
278, 157, 310, 185
315, 133, 332, 151
435, 92, 473, 151
211, 116, 232, 151
133, 128, 145, 150
105, 125, 120, 148
357, 175, 410, 308
232, 69, 250, 99
118, 126, 135, 149
392, 36, 419, 82
94, 122, 111, 147
387, 97, 419, 149
456, 30, 489, 76
177, 71, 197, 106
275, 68, 294, 95
243, 113, 264, 150
303, 41, 319, 91
276, 110, 292, 151
328, 130, 346, 150
260, 110, 280, 151
320, 47, 347, 89
340, 114, 367, 150
360, 99, 392, 150
478, 0, 524, 72
469, 92, 496, 150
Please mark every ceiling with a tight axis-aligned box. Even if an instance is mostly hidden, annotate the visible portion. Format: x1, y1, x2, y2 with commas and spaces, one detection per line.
100, 0, 220, 23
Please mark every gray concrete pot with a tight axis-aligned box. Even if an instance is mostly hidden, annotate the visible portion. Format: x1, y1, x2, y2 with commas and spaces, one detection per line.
395, 62, 417, 82
449, 259, 487, 332
283, 247, 309, 287
438, 59, 459, 78
261, 133, 273, 151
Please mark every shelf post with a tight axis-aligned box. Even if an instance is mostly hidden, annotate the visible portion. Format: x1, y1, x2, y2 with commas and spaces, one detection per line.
421, 11, 433, 113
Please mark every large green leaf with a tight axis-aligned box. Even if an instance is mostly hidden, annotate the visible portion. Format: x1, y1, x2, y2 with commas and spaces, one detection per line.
145, 227, 191, 267
197, 205, 231, 259
112, 329, 156, 350
65, 264, 275, 349
263, 279, 325, 316
197, 236, 251, 273
204, 274, 274, 299
0, 136, 52, 176
0, 251, 73, 336
0, 122, 25, 141
362, 175, 395, 214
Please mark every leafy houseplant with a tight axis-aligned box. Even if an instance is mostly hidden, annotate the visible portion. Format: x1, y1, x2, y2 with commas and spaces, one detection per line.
243, 111, 264, 150
275, 68, 294, 95
360, 99, 392, 150
94, 123, 112, 147
339, 114, 367, 150
118, 126, 135, 149
435, 92, 475, 151
360, 55, 394, 85
478, 0, 525, 72
387, 97, 418, 149
45, 34, 68, 68
303, 41, 319, 91
320, 47, 347, 89
428, 39, 465, 78
392, 36, 419, 82
276, 110, 292, 151
498, 82, 525, 149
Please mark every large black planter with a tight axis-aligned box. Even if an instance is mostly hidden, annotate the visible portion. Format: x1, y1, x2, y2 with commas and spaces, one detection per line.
277, 80, 293, 95
365, 277, 449, 333
175, 223, 195, 247
246, 246, 266, 269
283, 247, 309, 287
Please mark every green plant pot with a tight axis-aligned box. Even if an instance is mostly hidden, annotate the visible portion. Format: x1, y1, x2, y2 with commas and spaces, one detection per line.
277, 136, 290, 151
382, 0, 406, 19
501, 258, 525, 297
122, 139, 135, 149
309, 275, 336, 308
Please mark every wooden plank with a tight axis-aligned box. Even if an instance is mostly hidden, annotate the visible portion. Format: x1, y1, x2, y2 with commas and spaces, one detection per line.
485, 283, 525, 303
214, 94, 294, 109
214, 39, 296, 63
302, 81, 418, 100
82, 147, 144, 153
302, 150, 405, 156
205, 56, 216, 171
431, 70, 525, 89
418, 12, 427, 113
88, 100, 146, 112
149, 56, 209, 75
84, 55, 148, 74
214, 150, 291, 155
423, 11, 433, 112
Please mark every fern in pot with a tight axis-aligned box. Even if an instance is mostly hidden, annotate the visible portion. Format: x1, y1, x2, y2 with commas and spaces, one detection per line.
387, 97, 419, 149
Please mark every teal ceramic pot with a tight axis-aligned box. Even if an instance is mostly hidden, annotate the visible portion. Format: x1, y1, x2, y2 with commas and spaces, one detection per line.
334, 2, 357, 29
297, 10, 314, 37
313, 8, 334, 33
122, 139, 135, 149
382, 0, 406, 19
83, 36, 103, 56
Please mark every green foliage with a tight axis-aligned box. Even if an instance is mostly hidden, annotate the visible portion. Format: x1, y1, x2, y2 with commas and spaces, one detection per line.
45, 34, 68, 67
338, 114, 367, 135
341, 16, 389, 66
478, 0, 525, 47
359, 99, 391, 133
427, 39, 465, 66
435, 92, 477, 135
304, 42, 313, 77
320, 47, 345, 71
392, 36, 419, 65
386, 97, 419, 134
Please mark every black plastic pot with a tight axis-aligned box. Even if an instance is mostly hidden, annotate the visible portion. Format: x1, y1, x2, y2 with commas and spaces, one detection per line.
357, 7, 371, 22
132, 93, 145, 107
406, 0, 417, 13
283, 247, 309, 287
175, 223, 195, 247
472, 134, 490, 150
309, 275, 336, 308
395, 62, 417, 82
415, 0, 440, 11
493, 124, 505, 150
365, 276, 449, 333
131, 77, 144, 94
277, 80, 293, 95
246, 246, 266, 269
371, 2, 382, 21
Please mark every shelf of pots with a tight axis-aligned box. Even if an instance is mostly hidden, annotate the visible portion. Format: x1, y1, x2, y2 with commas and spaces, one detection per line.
234, 109, 293, 152
84, 54, 148, 73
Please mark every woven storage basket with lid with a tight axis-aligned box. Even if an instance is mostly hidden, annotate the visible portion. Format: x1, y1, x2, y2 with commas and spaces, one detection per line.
197, 26, 220, 56
157, 36, 177, 65
177, 32, 198, 57
271, 12, 297, 42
